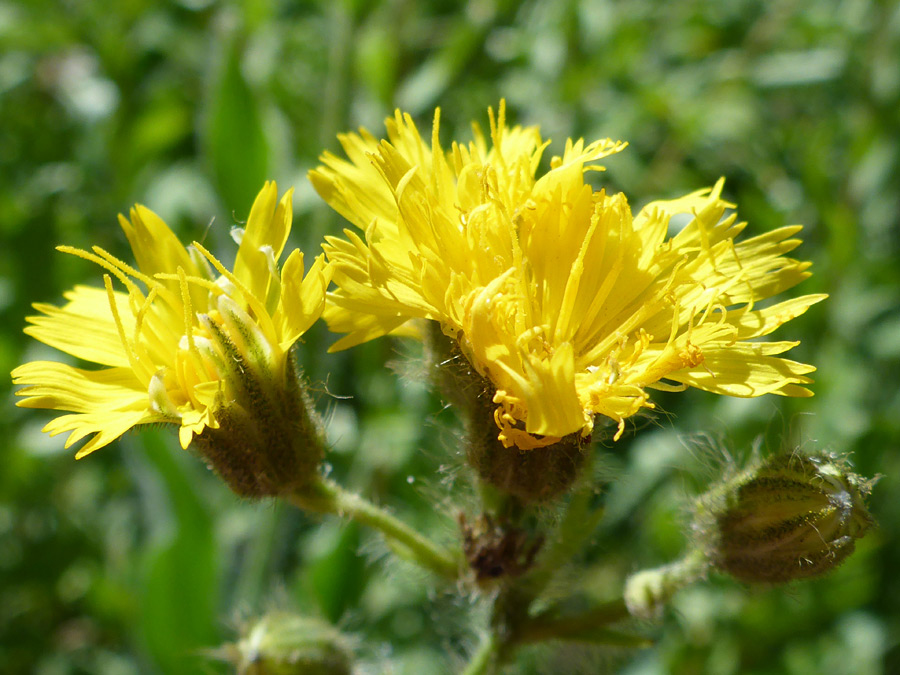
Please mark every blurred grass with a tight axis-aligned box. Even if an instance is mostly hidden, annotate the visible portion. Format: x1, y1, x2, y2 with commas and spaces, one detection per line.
1, 0, 898, 673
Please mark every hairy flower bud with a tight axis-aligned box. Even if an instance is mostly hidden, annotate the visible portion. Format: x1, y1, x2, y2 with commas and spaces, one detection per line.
426, 322, 587, 503
192, 347, 324, 498
624, 552, 707, 619
220, 612, 354, 675
694, 452, 875, 584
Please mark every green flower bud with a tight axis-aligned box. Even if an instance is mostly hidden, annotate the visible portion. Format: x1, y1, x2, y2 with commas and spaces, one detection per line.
694, 452, 875, 584
222, 612, 354, 675
624, 552, 707, 619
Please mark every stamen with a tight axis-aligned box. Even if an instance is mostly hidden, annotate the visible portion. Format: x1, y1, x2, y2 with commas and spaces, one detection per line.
156, 271, 220, 294
59, 246, 147, 303
178, 267, 195, 353
191, 241, 277, 343
90, 246, 157, 289
104, 275, 150, 382
130, 287, 158, 364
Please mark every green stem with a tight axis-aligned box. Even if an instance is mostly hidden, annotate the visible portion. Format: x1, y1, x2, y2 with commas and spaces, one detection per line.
461, 633, 499, 675
288, 478, 460, 580
516, 598, 634, 644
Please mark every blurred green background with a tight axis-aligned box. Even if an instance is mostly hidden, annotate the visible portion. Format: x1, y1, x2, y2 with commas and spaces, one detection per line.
1, 0, 898, 673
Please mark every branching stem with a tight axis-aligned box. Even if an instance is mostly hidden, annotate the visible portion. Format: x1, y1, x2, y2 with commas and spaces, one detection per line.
289, 478, 460, 580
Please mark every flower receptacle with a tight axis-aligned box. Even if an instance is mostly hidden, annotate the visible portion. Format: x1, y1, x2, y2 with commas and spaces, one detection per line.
194, 349, 324, 498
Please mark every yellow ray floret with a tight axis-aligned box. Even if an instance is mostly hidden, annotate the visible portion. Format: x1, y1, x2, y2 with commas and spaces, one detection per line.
311, 102, 825, 449
13, 182, 332, 458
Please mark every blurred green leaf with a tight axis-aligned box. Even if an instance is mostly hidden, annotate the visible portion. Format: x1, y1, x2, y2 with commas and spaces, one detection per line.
297, 522, 366, 624
136, 431, 220, 675
206, 39, 270, 220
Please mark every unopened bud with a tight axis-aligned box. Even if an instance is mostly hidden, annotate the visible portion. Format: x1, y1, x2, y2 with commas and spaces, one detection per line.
694, 452, 875, 584
221, 612, 354, 675
624, 553, 707, 620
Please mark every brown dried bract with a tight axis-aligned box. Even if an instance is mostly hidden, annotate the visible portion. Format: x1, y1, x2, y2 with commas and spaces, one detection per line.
459, 513, 544, 584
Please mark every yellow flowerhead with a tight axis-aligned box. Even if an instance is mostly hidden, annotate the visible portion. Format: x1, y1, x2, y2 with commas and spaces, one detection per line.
13, 182, 332, 493
311, 103, 824, 450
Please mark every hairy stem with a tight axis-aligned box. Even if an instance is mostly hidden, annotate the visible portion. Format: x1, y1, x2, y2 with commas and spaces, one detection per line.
461, 633, 499, 675
288, 478, 460, 580
516, 598, 641, 644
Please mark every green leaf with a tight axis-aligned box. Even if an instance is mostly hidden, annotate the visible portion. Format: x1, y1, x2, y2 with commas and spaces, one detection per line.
206, 40, 270, 220
135, 430, 220, 675
297, 522, 367, 624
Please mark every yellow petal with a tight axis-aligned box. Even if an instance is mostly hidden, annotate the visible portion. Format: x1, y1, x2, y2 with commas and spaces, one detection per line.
13, 361, 147, 413
498, 341, 586, 438
42, 410, 154, 458
234, 182, 293, 301
25, 286, 134, 367
119, 206, 196, 279
323, 301, 413, 352
278, 251, 332, 347
731, 294, 828, 340
667, 345, 816, 397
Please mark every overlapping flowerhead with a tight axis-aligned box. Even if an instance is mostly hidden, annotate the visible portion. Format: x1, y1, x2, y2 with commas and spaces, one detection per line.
311, 102, 824, 450
13, 182, 331, 495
